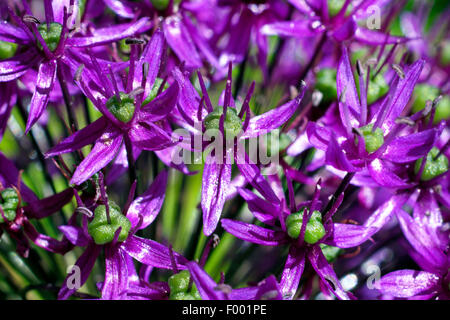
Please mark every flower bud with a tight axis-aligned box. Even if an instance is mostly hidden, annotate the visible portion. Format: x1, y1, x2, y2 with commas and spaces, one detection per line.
106, 92, 136, 123
87, 201, 131, 245
204, 107, 243, 140
0, 188, 19, 223
37, 22, 63, 52
356, 123, 384, 153
414, 147, 449, 181
285, 209, 326, 244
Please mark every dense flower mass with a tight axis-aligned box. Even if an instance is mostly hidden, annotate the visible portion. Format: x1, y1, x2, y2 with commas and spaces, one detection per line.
0, 0, 448, 301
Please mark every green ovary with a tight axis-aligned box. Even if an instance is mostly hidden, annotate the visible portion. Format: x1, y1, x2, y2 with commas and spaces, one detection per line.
356, 123, 384, 154
87, 201, 131, 245
315, 68, 337, 102
320, 244, 343, 263
414, 147, 449, 181
168, 270, 201, 300
37, 22, 63, 52
203, 107, 243, 140
0, 41, 18, 60
0, 188, 19, 223
106, 92, 136, 123
411, 84, 450, 124
285, 209, 326, 245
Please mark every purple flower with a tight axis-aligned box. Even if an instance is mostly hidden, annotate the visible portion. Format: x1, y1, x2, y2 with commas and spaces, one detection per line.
173, 62, 306, 235
306, 47, 442, 189
0, 0, 151, 131
222, 174, 374, 299
58, 170, 188, 299
376, 208, 449, 300
45, 30, 180, 185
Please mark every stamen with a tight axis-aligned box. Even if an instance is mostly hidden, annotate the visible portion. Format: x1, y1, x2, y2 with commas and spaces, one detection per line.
23, 15, 41, 24
199, 234, 220, 267
74, 207, 94, 218
168, 245, 179, 274
197, 71, 214, 112
395, 117, 415, 126
98, 172, 111, 224
391, 64, 405, 79
125, 38, 146, 45
74, 64, 85, 83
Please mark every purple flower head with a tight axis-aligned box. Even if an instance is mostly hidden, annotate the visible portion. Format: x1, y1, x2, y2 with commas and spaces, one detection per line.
0, 0, 151, 132
58, 170, 188, 300
45, 29, 180, 185
222, 173, 375, 299
174, 62, 306, 235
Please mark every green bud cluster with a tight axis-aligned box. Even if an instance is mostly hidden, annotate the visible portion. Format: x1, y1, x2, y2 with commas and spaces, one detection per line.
87, 201, 131, 245
168, 270, 201, 300
414, 147, 448, 181
37, 22, 63, 52
285, 209, 326, 244
106, 92, 136, 123
0, 40, 18, 60
411, 84, 450, 124
0, 188, 19, 223
203, 107, 243, 140
355, 123, 384, 154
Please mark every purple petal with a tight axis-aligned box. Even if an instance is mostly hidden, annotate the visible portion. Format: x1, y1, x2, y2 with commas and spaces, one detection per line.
325, 223, 375, 248
67, 18, 152, 47
280, 246, 306, 299
337, 46, 361, 128
326, 134, 357, 172
354, 27, 409, 45
103, 0, 135, 18
70, 127, 123, 185
122, 235, 187, 270
58, 225, 90, 247
0, 49, 38, 82
235, 151, 280, 204
186, 261, 227, 300
377, 270, 439, 298
308, 245, 350, 300
261, 19, 325, 38
24, 188, 74, 219
26, 60, 57, 133
201, 156, 232, 236
381, 129, 437, 163
101, 246, 128, 300
368, 159, 413, 188
238, 188, 278, 225
396, 209, 447, 273
127, 170, 168, 231
58, 242, 101, 299
46, 117, 107, 157
163, 17, 202, 68
221, 219, 288, 246
362, 193, 410, 237
140, 82, 179, 121
0, 21, 31, 44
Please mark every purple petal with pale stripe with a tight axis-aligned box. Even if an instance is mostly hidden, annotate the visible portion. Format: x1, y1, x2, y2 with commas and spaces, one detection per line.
186, 261, 227, 300
280, 246, 306, 299
221, 219, 288, 246
377, 270, 439, 298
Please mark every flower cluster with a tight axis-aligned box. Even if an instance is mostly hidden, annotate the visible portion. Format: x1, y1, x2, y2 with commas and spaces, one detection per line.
0, 0, 448, 300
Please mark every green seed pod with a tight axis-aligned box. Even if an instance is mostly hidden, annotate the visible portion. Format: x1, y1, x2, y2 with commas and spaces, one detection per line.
37, 22, 63, 52
0, 40, 18, 60
203, 107, 243, 140
106, 92, 136, 123
151, 0, 169, 11
87, 201, 131, 245
285, 209, 326, 244
315, 68, 338, 103
0, 208, 16, 223
356, 123, 384, 154
1, 188, 19, 205
414, 147, 449, 181
168, 270, 191, 296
